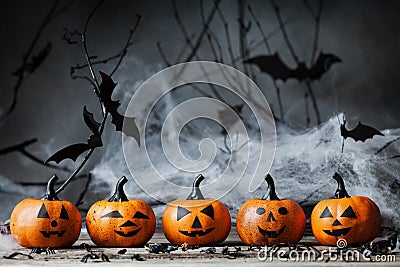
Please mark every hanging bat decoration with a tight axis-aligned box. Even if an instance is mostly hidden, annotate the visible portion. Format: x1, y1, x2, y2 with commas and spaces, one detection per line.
98, 71, 140, 145
46, 106, 103, 164
243, 52, 342, 82
339, 115, 384, 153
340, 119, 384, 142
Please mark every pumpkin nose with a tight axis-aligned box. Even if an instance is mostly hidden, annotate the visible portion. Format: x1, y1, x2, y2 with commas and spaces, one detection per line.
332, 219, 342, 226
51, 220, 58, 227
267, 212, 276, 222
120, 220, 137, 227
192, 216, 202, 228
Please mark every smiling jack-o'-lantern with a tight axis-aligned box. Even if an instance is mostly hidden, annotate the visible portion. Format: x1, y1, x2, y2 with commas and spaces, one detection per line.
236, 174, 306, 246
10, 175, 82, 248
162, 174, 231, 245
311, 173, 381, 246
86, 176, 156, 247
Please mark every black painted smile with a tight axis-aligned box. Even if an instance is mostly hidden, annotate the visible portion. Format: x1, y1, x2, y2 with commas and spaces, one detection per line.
179, 228, 214, 237
114, 228, 142, 237
323, 227, 351, 236
40, 230, 66, 238
258, 226, 286, 238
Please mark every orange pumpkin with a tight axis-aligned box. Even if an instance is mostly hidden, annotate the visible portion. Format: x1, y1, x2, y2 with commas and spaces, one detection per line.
10, 175, 82, 248
311, 172, 381, 246
86, 176, 156, 247
162, 174, 231, 245
236, 174, 306, 245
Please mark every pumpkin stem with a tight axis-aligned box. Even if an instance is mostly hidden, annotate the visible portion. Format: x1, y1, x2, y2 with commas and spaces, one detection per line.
262, 174, 280, 200
333, 172, 351, 198
42, 175, 59, 200
187, 174, 205, 200
108, 176, 129, 202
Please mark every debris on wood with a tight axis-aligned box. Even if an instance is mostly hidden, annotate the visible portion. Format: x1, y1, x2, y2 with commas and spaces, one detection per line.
145, 243, 179, 253
3, 252, 34, 260
30, 247, 56, 254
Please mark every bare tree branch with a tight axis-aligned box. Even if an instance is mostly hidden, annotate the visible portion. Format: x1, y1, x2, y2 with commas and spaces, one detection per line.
0, 138, 72, 172
110, 14, 142, 77
247, 4, 285, 122
55, 0, 141, 195
75, 173, 92, 207
0, 0, 75, 122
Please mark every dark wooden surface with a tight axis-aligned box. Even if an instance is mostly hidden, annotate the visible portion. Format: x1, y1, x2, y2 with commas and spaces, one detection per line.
0, 228, 399, 266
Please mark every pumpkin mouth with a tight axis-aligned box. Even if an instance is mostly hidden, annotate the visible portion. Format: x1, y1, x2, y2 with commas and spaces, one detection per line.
40, 230, 66, 238
114, 228, 142, 237
178, 228, 215, 237
257, 226, 286, 238
323, 227, 351, 236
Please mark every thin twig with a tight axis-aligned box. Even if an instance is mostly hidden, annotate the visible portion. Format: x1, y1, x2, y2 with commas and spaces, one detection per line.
172, 0, 226, 101
247, 4, 285, 121
305, 80, 321, 124
0, 139, 37, 155
110, 14, 142, 77
182, 0, 221, 62
200, 0, 223, 62
271, 0, 321, 124
375, 136, 400, 155
156, 42, 172, 66
1, 0, 73, 122
270, 0, 299, 64
306, 0, 323, 65
16, 174, 88, 186
56, 0, 140, 194
56, 0, 106, 195
75, 173, 92, 207
216, 5, 236, 67
0, 139, 70, 173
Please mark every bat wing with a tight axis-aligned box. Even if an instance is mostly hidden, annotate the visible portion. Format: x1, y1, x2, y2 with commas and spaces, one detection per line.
107, 100, 140, 146
244, 53, 293, 81
99, 72, 140, 145
344, 122, 384, 142
309, 52, 342, 81
83, 106, 100, 134
46, 143, 91, 164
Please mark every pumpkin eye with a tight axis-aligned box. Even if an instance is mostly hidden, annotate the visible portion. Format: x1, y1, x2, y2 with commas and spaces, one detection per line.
177, 206, 191, 221
37, 204, 50, 218
200, 205, 214, 219
102, 210, 123, 218
278, 207, 288, 215
59, 205, 69, 220
320, 207, 333, 218
133, 211, 150, 219
341, 206, 357, 218
256, 208, 266, 215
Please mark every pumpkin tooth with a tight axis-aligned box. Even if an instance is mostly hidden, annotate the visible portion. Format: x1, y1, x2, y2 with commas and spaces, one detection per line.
40, 230, 66, 238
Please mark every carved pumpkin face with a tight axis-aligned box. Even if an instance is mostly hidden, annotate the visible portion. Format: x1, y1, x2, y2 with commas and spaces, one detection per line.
10, 176, 82, 248
162, 175, 231, 245
162, 199, 231, 245
86, 177, 156, 247
236, 175, 306, 245
311, 173, 381, 246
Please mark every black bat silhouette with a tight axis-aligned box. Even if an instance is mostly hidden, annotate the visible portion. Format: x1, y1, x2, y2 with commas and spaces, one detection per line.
244, 52, 342, 82
46, 107, 103, 164
98, 71, 140, 146
340, 120, 384, 142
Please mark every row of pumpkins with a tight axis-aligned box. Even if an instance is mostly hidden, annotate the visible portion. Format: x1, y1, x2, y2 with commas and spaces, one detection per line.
10, 173, 381, 248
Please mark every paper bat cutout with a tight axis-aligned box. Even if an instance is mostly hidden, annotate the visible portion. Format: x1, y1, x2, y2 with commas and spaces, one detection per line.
98, 71, 140, 146
46, 107, 103, 164
244, 52, 342, 82
340, 120, 384, 142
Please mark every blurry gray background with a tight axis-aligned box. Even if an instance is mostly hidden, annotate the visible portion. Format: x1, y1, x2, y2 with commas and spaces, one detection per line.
0, 0, 399, 220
